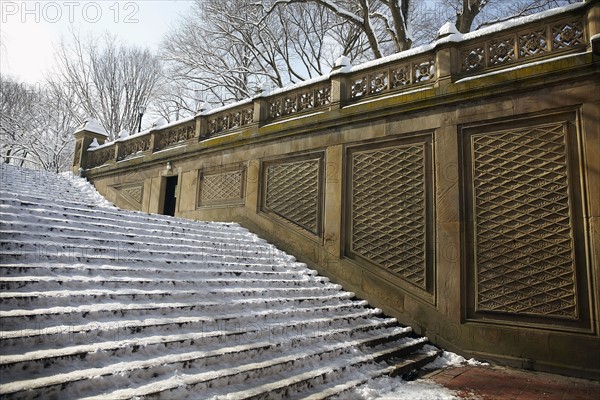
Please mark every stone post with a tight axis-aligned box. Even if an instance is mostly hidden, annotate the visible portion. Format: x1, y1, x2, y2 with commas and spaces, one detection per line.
72, 119, 109, 174
113, 142, 122, 162
434, 22, 462, 91
253, 83, 271, 126
329, 56, 352, 110
195, 103, 209, 140
585, 0, 600, 59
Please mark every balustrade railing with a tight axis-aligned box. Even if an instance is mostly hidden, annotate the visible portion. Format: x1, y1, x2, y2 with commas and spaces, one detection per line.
349, 56, 436, 101
87, 146, 114, 168
267, 82, 332, 120
206, 103, 254, 137
82, 3, 593, 170
459, 15, 586, 74
154, 121, 196, 151
117, 135, 151, 161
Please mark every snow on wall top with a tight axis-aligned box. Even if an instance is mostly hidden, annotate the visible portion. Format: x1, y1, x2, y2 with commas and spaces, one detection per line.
75, 118, 108, 136
85, 1, 588, 145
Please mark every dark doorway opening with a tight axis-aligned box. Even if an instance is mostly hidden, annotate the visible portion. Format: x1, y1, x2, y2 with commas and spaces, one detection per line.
162, 176, 178, 216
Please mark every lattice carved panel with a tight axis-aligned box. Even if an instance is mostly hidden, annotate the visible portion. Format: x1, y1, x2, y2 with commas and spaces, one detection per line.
199, 170, 245, 206
488, 37, 515, 65
471, 123, 577, 318
391, 65, 411, 87
349, 143, 429, 290
461, 46, 485, 72
518, 28, 548, 57
155, 123, 195, 151
552, 21, 584, 50
459, 17, 585, 75
263, 158, 321, 234
87, 147, 114, 168
121, 185, 143, 206
267, 84, 331, 121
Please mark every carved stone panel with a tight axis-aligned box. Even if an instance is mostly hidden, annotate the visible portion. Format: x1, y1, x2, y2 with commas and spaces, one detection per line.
198, 169, 245, 207
462, 112, 592, 330
262, 154, 323, 235
473, 123, 576, 317
113, 184, 144, 210
346, 136, 434, 297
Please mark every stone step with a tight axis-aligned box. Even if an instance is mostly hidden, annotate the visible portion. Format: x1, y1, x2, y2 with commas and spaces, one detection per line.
1, 318, 401, 382
0, 210, 261, 244
0, 229, 278, 258
86, 335, 427, 400
0, 195, 243, 235
0, 262, 318, 280
215, 339, 432, 400
0, 275, 328, 292
0, 309, 387, 353
0, 295, 365, 328
0, 247, 291, 268
0, 285, 346, 309
296, 347, 442, 400
0, 327, 415, 399
0, 302, 372, 349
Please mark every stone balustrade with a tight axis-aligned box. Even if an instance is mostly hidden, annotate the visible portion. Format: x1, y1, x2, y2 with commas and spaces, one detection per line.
77, 2, 593, 171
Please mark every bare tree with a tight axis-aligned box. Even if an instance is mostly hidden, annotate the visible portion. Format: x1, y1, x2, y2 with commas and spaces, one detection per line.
52, 30, 163, 139
162, 0, 360, 105
0, 76, 36, 166
262, 0, 413, 58
0, 75, 79, 172
264, 0, 583, 56
412, 0, 581, 45
162, 0, 582, 108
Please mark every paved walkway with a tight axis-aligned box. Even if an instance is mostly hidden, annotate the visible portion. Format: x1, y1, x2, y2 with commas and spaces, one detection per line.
425, 365, 600, 399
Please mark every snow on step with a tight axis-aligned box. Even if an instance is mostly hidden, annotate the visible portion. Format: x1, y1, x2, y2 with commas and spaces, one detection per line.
0, 164, 442, 399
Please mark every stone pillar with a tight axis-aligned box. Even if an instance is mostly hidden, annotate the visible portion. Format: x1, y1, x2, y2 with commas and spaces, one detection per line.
434, 22, 462, 91
72, 119, 109, 174
113, 142, 122, 162
253, 85, 271, 126
195, 104, 210, 139
586, 0, 600, 58
178, 169, 199, 212
245, 159, 260, 211
330, 56, 352, 110
322, 145, 343, 269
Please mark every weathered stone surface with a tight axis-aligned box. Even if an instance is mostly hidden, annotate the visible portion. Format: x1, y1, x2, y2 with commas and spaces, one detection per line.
78, 3, 600, 379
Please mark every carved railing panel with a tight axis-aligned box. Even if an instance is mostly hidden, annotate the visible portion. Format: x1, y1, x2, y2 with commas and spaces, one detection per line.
154, 122, 196, 151
87, 146, 114, 168
460, 17, 585, 74
268, 84, 331, 120
349, 56, 435, 101
206, 105, 254, 137
117, 136, 151, 161
262, 156, 322, 235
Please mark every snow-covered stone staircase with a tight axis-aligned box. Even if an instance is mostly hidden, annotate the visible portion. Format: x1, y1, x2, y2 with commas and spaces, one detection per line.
0, 164, 441, 399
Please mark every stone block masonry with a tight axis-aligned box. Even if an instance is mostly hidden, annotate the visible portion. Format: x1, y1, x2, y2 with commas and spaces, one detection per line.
76, 1, 600, 379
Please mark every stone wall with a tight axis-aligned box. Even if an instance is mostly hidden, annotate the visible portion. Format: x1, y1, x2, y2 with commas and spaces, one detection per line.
75, 2, 600, 379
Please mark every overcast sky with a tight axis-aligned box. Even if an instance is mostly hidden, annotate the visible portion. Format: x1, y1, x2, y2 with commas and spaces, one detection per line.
0, 0, 194, 84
